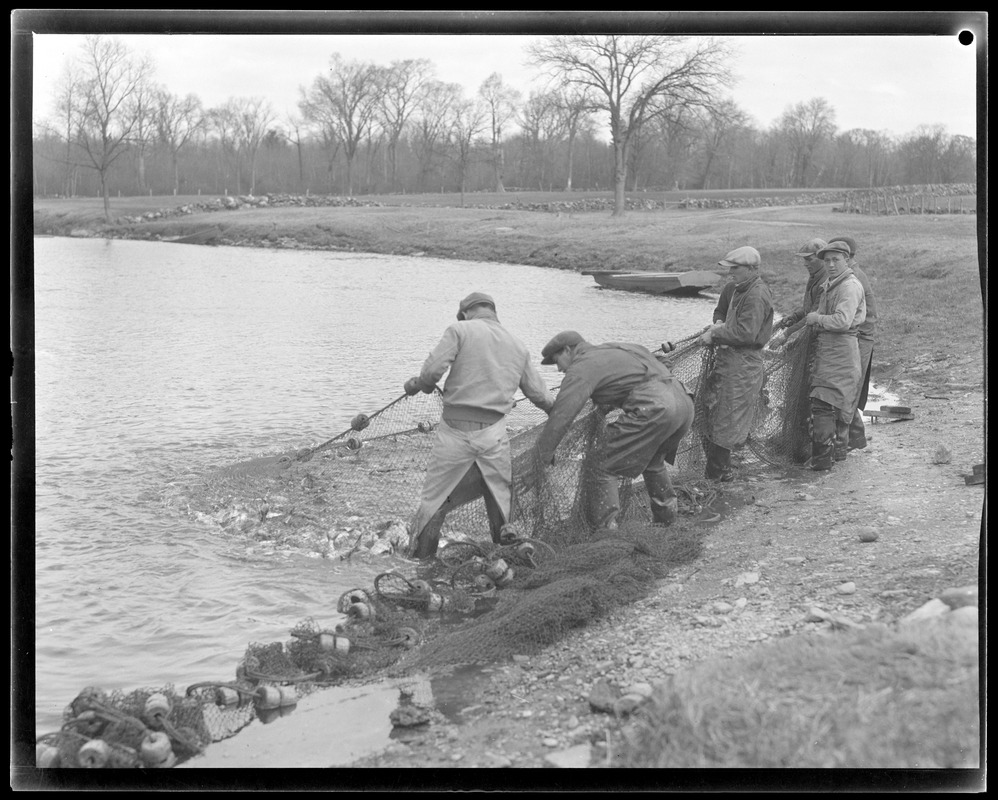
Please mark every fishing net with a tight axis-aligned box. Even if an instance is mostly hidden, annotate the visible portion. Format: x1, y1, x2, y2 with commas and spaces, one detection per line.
39, 325, 816, 768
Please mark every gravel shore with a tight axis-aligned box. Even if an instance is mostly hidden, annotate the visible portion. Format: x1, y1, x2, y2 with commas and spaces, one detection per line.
348, 374, 983, 772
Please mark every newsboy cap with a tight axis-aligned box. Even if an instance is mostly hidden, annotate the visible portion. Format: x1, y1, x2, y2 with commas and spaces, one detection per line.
796, 238, 827, 258
457, 291, 496, 319
827, 235, 857, 257
541, 331, 586, 365
816, 241, 853, 260
718, 246, 761, 269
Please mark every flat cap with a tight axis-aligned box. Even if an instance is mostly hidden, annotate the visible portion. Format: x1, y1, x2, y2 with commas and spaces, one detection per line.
827, 235, 857, 257
796, 238, 827, 257
718, 246, 761, 268
816, 240, 853, 260
541, 331, 585, 365
457, 291, 496, 319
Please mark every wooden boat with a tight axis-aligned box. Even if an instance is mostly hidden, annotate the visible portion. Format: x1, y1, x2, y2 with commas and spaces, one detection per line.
582, 269, 721, 296
165, 225, 222, 245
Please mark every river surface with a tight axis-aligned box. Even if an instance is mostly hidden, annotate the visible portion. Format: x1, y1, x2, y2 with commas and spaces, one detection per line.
27, 236, 715, 742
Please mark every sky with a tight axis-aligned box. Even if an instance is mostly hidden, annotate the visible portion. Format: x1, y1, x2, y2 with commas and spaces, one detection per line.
26, 22, 981, 141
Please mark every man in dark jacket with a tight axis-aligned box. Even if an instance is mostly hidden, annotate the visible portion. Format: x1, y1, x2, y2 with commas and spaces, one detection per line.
532, 332, 694, 529
699, 246, 774, 481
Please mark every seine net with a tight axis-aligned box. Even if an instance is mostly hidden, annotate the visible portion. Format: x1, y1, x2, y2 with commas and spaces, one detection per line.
39, 326, 815, 768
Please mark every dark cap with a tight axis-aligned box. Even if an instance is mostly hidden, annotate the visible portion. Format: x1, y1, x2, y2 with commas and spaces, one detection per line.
816, 241, 852, 260
827, 235, 857, 257
541, 331, 585, 365
457, 291, 496, 320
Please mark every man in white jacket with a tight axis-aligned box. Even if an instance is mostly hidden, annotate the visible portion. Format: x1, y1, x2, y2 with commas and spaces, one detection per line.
404, 292, 554, 558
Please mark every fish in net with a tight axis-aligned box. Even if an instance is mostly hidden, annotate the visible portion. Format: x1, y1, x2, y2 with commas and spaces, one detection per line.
39, 327, 816, 767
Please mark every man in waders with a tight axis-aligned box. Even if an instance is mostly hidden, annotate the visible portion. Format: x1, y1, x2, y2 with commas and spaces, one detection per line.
699, 246, 774, 481
532, 331, 694, 530
827, 234, 877, 455
804, 241, 867, 471
404, 292, 554, 558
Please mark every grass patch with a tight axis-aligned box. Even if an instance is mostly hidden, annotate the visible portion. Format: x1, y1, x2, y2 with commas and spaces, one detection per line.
616, 621, 980, 768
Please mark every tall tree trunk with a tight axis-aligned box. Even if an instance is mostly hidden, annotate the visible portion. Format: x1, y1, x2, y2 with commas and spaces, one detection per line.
612, 139, 627, 217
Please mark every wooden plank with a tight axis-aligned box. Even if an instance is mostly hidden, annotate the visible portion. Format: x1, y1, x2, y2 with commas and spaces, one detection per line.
863, 409, 915, 421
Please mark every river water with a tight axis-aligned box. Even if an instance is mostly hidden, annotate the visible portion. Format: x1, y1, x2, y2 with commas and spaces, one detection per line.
28, 236, 715, 742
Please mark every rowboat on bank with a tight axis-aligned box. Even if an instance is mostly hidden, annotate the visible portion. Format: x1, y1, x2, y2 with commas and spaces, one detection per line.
582, 269, 722, 296
164, 225, 223, 245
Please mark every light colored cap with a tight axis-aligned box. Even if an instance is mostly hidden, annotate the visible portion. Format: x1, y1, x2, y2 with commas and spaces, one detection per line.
796, 238, 827, 257
718, 246, 761, 268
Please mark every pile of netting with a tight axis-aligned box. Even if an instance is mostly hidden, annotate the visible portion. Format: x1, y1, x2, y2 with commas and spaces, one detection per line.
37, 324, 816, 768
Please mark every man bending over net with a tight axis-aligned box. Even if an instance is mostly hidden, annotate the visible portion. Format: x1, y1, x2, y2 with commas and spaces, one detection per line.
531, 331, 694, 530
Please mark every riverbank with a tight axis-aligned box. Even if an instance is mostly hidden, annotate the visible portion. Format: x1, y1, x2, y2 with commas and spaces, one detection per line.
29, 197, 984, 778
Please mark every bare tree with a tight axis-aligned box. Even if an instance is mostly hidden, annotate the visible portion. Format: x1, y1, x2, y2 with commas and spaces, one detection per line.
156, 89, 205, 195
231, 96, 277, 195
51, 63, 83, 197
300, 54, 381, 196
74, 35, 153, 220
411, 80, 464, 192
447, 98, 487, 205
378, 58, 435, 191
779, 97, 837, 187
529, 35, 730, 216
478, 73, 520, 192
695, 99, 749, 190
553, 87, 594, 192
518, 90, 562, 190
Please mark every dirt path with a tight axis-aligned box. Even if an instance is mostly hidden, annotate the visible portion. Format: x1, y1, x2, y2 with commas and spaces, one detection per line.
348, 376, 984, 769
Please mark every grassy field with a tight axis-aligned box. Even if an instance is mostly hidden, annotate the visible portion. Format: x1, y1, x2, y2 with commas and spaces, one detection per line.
33, 191, 984, 381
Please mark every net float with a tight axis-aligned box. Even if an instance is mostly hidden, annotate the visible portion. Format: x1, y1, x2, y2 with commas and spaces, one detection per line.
76, 739, 110, 769
347, 601, 375, 620
417, 421, 435, 433
35, 742, 61, 768
278, 685, 298, 708
346, 437, 363, 450
396, 627, 420, 649
318, 632, 351, 654
143, 693, 172, 728
213, 686, 240, 707
410, 579, 433, 594
423, 592, 446, 613
484, 557, 510, 581
350, 413, 370, 431
139, 731, 174, 767
253, 685, 282, 711
472, 574, 497, 595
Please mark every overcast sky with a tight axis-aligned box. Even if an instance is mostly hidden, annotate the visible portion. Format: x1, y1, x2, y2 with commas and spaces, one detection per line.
28, 27, 980, 141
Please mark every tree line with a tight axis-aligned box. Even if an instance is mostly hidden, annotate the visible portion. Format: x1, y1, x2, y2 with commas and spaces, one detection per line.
32, 34, 977, 220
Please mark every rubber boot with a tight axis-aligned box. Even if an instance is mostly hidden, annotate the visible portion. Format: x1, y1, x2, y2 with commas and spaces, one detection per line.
704, 441, 733, 482
810, 400, 836, 471
848, 409, 868, 451
410, 506, 448, 559
590, 471, 621, 530
834, 420, 850, 462
644, 469, 678, 526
